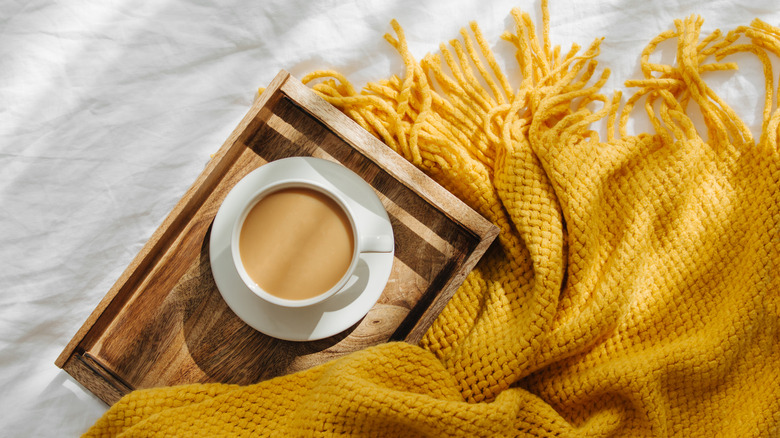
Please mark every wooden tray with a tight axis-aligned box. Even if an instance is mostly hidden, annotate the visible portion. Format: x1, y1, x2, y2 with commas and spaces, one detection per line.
56, 71, 499, 405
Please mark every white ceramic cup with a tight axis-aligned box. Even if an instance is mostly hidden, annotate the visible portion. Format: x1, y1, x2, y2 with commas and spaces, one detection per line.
231, 178, 393, 308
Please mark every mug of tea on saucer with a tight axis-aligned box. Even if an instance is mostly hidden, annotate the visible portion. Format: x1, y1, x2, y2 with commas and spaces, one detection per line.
230, 175, 394, 308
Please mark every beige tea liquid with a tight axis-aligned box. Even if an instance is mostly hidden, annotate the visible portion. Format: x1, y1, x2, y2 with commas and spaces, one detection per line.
238, 187, 355, 300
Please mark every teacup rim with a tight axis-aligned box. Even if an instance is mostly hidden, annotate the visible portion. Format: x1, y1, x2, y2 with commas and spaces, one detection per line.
230, 178, 361, 308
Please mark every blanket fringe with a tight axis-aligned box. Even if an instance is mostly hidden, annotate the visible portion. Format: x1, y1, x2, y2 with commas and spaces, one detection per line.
622, 16, 780, 153
301, 0, 615, 210
298, 8, 780, 163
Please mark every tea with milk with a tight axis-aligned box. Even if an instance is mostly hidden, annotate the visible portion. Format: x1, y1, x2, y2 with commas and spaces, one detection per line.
238, 187, 355, 300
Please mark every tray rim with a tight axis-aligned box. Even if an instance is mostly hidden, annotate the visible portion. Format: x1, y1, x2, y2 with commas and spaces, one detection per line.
55, 69, 499, 401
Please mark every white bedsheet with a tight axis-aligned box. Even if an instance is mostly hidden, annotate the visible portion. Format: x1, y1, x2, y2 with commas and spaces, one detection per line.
2, 0, 778, 435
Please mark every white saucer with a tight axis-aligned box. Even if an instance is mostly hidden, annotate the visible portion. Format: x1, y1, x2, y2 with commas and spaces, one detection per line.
209, 157, 394, 341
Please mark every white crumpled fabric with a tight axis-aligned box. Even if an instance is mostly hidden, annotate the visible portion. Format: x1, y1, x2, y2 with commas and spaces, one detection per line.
2, 0, 778, 435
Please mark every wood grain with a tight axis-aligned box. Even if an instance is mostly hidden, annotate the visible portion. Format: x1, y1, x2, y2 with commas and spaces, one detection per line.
57, 71, 499, 404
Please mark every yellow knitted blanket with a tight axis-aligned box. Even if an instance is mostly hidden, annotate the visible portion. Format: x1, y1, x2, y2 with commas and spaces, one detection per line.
86, 4, 780, 437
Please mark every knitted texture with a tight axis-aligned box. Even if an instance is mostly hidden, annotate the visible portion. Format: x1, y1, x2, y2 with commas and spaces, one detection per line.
85, 4, 780, 437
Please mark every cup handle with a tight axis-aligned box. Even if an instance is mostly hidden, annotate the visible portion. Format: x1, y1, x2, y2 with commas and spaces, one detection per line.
359, 234, 394, 253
